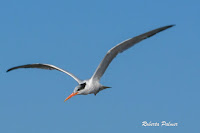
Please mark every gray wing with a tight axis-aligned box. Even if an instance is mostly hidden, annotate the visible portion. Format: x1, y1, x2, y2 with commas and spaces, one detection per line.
92, 25, 174, 81
7, 63, 82, 83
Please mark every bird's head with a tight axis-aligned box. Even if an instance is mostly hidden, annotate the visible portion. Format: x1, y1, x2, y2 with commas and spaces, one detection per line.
64, 82, 86, 102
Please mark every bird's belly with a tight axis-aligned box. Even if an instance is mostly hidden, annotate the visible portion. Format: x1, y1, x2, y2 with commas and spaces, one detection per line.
88, 87, 100, 94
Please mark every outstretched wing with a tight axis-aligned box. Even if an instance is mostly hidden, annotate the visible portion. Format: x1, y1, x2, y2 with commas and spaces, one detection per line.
7, 63, 82, 83
92, 25, 174, 81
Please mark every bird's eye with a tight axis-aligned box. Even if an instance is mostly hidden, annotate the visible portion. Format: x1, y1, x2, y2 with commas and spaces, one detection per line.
77, 83, 86, 91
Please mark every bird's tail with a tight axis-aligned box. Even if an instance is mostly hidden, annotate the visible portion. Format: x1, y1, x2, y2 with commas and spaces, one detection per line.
102, 86, 111, 89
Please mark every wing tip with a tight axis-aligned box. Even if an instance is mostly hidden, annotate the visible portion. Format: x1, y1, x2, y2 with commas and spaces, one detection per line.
159, 24, 175, 30
164, 24, 175, 30
168, 24, 175, 27
6, 68, 12, 72
6, 67, 15, 72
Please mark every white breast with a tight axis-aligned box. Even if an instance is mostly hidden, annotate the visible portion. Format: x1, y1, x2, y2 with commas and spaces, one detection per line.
83, 79, 101, 95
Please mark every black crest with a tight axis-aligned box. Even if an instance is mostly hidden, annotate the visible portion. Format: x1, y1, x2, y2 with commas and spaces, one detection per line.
77, 83, 86, 91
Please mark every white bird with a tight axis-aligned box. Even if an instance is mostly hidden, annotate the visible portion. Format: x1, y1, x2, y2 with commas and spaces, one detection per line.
7, 25, 174, 102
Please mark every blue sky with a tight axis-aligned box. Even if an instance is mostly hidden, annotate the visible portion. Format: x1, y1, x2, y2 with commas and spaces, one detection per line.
0, 0, 199, 133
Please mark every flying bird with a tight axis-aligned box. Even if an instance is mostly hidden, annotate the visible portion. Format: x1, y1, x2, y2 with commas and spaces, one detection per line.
7, 25, 174, 102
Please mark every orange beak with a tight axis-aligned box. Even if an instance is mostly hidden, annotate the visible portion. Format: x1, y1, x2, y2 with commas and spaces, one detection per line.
64, 92, 78, 102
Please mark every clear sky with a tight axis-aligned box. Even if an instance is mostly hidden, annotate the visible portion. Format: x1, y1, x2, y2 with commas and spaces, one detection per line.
0, 0, 199, 133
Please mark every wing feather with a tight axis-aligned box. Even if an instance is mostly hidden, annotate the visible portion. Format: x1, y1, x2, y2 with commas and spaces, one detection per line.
92, 25, 174, 80
7, 63, 82, 83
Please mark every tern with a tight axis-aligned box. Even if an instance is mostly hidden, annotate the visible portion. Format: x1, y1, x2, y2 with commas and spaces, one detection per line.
7, 25, 174, 102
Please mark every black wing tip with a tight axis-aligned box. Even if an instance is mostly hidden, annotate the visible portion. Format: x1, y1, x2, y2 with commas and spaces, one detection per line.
6, 68, 13, 72
6, 63, 53, 73
168, 24, 175, 27
164, 24, 175, 29
7, 66, 18, 72
145, 24, 175, 38
6, 63, 36, 73
160, 24, 176, 32
157, 24, 175, 31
